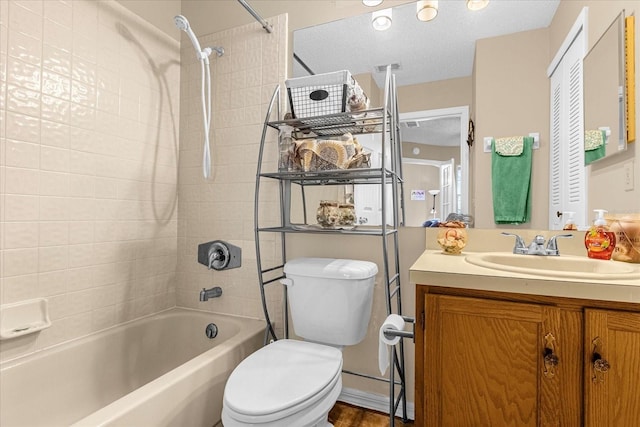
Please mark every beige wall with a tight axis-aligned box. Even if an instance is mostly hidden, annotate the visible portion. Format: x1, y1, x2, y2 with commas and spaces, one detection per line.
354, 72, 382, 106
404, 162, 439, 226
549, 0, 640, 216
473, 1, 640, 228
398, 76, 472, 113
0, 0, 181, 361
403, 142, 459, 162
473, 28, 551, 229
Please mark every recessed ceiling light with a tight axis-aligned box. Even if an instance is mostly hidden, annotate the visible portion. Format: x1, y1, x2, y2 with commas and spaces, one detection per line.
372, 8, 392, 31
416, 0, 438, 22
362, 0, 383, 6
467, 0, 489, 11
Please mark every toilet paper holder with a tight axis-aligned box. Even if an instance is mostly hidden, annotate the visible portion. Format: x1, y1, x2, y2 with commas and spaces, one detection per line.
382, 315, 415, 341
378, 314, 415, 427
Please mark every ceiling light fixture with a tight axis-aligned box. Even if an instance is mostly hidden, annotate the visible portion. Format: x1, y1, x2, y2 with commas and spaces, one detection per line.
362, 0, 383, 6
416, 0, 438, 22
372, 8, 392, 31
466, 0, 489, 11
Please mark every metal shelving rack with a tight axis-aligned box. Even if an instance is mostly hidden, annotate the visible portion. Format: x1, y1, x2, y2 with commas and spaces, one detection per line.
254, 68, 409, 425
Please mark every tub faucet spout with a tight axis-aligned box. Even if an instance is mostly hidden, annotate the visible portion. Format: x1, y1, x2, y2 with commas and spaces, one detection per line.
200, 286, 222, 302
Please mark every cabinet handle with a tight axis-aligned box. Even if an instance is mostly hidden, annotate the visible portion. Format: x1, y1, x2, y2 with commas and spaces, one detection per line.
542, 333, 559, 378
591, 336, 610, 383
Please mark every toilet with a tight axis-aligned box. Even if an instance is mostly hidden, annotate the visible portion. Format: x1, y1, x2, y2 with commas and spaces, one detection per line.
222, 257, 378, 427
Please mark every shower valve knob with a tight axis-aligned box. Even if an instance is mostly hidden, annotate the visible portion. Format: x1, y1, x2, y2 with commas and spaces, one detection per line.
197, 240, 241, 271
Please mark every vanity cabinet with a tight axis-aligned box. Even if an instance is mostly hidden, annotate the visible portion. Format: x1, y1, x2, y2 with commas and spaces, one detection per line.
585, 309, 640, 426
416, 286, 640, 427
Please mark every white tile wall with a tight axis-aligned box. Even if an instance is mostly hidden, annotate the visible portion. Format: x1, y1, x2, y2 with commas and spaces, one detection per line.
175, 15, 287, 328
0, 0, 180, 361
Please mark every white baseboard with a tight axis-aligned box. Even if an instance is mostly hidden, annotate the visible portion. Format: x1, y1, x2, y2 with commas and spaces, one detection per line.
338, 387, 415, 421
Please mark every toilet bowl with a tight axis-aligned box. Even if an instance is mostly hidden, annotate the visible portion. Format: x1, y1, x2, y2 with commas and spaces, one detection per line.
222, 340, 343, 427
222, 258, 378, 427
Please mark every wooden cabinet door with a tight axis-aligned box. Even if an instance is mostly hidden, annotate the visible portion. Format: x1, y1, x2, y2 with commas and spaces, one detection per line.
421, 294, 571, 427
585, 309, 640, 427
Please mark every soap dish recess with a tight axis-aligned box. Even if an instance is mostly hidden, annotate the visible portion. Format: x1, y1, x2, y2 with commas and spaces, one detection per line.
0, 298, 51, 340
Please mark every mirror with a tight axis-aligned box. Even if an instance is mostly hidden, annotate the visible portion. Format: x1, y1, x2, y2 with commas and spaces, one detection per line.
293, 1, 558, 227
400, 107, 469, 227
583, 11, 627, 164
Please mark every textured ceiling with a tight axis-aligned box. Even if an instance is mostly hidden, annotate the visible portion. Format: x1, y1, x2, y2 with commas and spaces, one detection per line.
293, 0, 560, 88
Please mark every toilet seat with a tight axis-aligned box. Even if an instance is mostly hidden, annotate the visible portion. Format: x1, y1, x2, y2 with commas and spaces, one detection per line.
222, 339, 343, 425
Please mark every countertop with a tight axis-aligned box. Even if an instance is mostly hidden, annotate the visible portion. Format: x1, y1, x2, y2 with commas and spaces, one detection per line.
410, 229, 640, 304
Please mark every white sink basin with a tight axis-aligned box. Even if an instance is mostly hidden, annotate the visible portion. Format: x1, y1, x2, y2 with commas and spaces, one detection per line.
465, 252, 640, 280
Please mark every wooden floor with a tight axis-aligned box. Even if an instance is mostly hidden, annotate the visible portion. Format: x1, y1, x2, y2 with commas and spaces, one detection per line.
329, 401, 414, 427
215, 401, 414, 426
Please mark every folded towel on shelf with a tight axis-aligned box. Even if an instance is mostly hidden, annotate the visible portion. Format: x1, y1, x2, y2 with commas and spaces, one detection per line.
585, 129, 607, 165
492, 136, 533, 224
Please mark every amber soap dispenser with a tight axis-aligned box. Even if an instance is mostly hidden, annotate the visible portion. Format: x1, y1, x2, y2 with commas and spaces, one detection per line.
584, 209, 616, 260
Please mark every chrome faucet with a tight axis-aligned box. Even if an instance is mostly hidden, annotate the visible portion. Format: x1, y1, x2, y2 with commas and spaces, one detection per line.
199, 286, 222, 301
527, 235, 548, 255
501, 232, 528, 254
501, 232, 573, 256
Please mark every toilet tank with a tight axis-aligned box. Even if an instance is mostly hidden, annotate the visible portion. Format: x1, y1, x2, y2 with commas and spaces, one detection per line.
283, 258, 378, 346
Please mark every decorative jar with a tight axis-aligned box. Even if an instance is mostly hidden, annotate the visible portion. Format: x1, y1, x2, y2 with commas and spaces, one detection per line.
338, 203, 356, 226
317, 200, 340, 227
437, 222, 468, 254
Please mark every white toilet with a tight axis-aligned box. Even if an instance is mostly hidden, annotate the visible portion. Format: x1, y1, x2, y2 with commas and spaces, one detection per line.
222, 257, 378, 427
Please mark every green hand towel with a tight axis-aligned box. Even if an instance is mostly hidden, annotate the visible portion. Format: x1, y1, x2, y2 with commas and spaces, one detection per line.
492, 136, 533, 224
584, 130, 607, 165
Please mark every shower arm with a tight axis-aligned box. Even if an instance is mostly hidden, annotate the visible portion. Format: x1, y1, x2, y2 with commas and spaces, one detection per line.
237, 0, 272, 33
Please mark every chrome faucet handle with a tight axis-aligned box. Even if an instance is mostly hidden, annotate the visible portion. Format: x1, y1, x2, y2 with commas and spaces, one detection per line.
501, 232, 527, 254
528, 235, 548, 255
545, 233, 573, 256
208, 250, 222, 269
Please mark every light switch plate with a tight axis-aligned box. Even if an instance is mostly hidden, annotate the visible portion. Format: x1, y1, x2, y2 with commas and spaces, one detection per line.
623, 161, 634, 191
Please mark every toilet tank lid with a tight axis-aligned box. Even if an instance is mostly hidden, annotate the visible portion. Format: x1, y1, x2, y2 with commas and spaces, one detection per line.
284, 258, 378, 280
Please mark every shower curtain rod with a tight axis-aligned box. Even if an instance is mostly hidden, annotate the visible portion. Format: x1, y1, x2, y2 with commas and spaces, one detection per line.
237, 0, 272, 33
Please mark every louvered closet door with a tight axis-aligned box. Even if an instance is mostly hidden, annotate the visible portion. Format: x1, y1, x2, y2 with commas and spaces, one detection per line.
550, 74, 563, 229
549, 28, 586, 230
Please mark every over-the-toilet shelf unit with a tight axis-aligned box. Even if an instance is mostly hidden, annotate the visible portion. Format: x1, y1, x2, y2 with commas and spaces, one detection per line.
253, 67, 409, 425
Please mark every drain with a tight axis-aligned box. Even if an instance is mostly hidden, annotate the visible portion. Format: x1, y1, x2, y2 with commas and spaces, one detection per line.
205, 323, 218, 339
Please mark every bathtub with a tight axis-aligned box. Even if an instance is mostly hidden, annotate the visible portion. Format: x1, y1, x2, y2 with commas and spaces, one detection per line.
0, 308, 265, 427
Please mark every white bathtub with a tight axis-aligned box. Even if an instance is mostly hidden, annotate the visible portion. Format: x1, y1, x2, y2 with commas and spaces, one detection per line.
0, 308, 265, 427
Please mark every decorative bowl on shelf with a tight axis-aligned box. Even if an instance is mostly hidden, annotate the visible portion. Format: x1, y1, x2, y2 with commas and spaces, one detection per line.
317, 200, 340, 227
338, 203, 355, 226
436, 221, 468, 254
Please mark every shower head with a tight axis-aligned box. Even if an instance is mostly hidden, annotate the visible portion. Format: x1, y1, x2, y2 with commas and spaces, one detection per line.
174, 15, 205, 60
173, 15, 190, 31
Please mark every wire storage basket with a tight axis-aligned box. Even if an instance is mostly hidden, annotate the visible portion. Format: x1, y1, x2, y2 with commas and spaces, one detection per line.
286, 70, 362, 119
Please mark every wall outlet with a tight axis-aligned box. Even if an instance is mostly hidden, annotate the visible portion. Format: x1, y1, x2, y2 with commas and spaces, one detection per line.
623, 161, 634, 191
